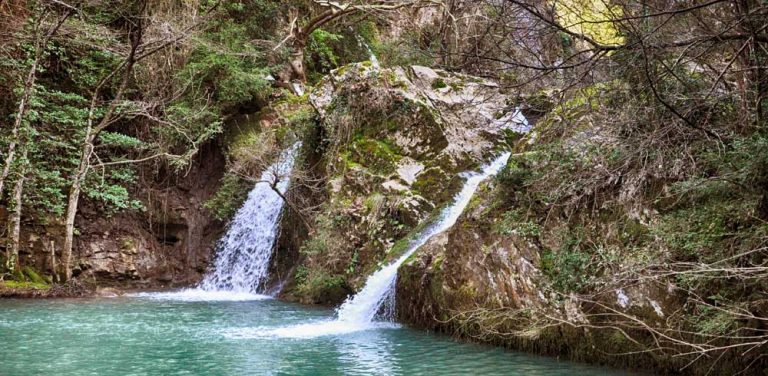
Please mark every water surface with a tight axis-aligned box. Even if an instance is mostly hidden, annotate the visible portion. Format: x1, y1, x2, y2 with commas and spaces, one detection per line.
0, 297, 632, 375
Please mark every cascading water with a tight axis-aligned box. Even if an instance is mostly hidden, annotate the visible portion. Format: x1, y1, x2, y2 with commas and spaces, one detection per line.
265, 152, 511, 338
199, 142, 301, 294
133, 142, 301, 302
357, 35, 381, 70
335, 152, 512, 324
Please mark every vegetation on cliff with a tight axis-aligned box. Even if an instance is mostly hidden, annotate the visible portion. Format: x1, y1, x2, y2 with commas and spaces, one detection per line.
1, 0, 767, 374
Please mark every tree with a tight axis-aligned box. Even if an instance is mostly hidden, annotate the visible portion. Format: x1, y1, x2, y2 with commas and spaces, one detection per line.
417, 0, 768, 371
59, 0, 224, 281
272, 0, 438, 85
0, 4, 71, 200
1, 3, 72, 274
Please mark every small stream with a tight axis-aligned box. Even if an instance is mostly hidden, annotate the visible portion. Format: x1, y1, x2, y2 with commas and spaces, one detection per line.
0, 297, 633, 375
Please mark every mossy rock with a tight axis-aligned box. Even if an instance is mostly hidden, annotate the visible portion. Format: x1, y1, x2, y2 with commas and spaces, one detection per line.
21, 267, 47, 285
412, 167, 461, 203
349, 136, 402, 174
297, 271, 352, 305
1, 280, 51, 290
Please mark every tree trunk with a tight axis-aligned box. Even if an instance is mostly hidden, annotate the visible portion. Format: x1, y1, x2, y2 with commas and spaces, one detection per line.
61, 137, 93, 281
48, 240, 58, 283
5, 157, 26, 273
289, 44, 307, 83
60, 12, 142, 281
0, 53, 38, 199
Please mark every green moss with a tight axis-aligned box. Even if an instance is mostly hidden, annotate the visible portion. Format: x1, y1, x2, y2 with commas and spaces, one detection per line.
121, 237, 136, 251
334, 64, 351, 77
1, 280, 51, 290
412, 167, 458, 203
348, 136, 402, 173
12, 267, 24, 282
430, 254, 446, 271
448, 81, 464, 91
295, 269, 349, 303
382, 71, 408, 90
340, 151, 364, 170
21, 267, 46, 285
363, 193, 386, 212
431, 78, 448, 90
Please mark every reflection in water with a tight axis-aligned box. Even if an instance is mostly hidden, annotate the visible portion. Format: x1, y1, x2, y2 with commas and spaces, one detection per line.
337, 330, 398, 376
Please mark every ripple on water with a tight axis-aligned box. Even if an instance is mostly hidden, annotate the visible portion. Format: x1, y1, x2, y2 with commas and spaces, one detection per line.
0, 298, 640, 376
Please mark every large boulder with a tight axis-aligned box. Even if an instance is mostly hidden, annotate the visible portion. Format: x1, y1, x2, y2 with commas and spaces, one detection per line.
283, 64, 525, 304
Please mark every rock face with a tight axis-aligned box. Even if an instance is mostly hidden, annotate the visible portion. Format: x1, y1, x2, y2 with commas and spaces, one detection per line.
76, 142, 226, 286
396, 179, 686, 373
11, 142, 226, 288
280, 63, 525, 304
394, 174, 543, 329
398, 184, 545, 328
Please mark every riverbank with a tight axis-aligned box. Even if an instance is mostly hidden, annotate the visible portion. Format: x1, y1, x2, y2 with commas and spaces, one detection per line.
0, 280, 90, 298
0, 280, 187, 299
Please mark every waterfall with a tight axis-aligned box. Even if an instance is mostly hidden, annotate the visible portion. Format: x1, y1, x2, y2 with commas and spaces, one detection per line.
200, 142, 301, 294
132, 142, 301, 302
357, 35, 380, 70
265, 152, 511, 337
335, 152, 512, 324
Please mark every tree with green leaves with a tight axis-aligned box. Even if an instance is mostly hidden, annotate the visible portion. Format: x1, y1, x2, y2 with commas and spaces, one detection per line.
2, 3, 72, 273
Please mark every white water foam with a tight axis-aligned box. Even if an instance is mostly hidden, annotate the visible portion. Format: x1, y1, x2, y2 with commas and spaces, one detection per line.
262, 152, 512, 338
132, 143, 301, 302
357, 35, 381, 70
495, 108, 530, 133
223, 321, 400, 340
130, 290, 270, 302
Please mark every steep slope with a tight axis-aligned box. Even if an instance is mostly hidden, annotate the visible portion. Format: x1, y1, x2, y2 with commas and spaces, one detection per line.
278, 63, 527, 304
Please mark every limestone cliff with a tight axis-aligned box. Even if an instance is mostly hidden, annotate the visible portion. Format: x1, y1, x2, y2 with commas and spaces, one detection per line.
278, 63, 526, 304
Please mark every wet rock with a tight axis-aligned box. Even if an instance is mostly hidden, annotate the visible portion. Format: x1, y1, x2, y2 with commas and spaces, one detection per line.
95, 287, 123, 297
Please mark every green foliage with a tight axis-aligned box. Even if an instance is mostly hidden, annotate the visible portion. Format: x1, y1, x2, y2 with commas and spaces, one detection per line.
431, 78, 448, 90
653, 203, 739, 261
497, 157, 534, 193
295, 268, 347, 302
540, 241, 593, 293
690, 303, 740, 336
178, 42, 272, 107
300, 232, 329, 256
204, 173, 251, 221
98, 131, 145, 149
494, 209, 541, 239
294, 265, 309, 286
346, 251, 360, 275
83, 169, 143, 215
306, 29, 343, 72
374, 28, 436, 67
